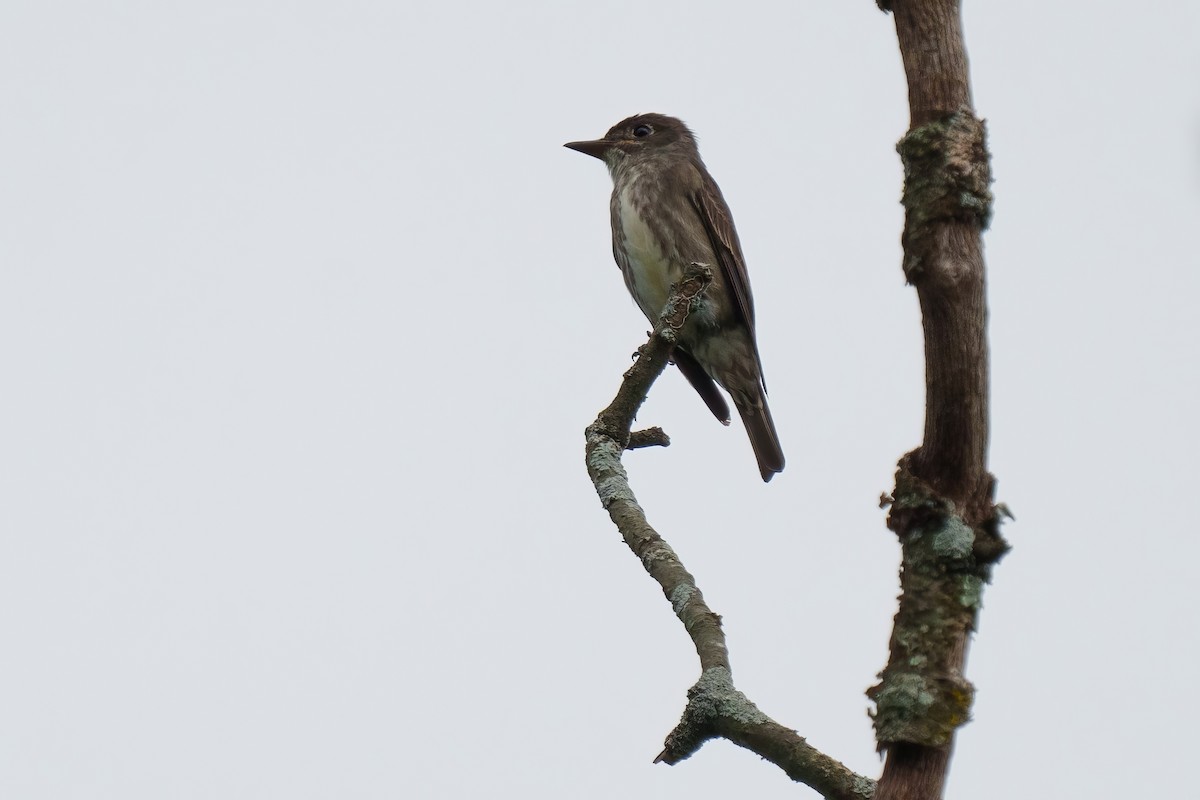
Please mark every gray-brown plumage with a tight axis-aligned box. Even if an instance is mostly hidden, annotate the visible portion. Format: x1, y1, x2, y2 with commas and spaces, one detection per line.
565, 113, 784, 481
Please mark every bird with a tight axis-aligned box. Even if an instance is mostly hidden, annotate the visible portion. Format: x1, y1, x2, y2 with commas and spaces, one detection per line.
565, 113, 784, 482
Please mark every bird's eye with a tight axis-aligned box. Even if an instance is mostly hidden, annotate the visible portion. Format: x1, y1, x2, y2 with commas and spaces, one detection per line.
633, 124, 653, 138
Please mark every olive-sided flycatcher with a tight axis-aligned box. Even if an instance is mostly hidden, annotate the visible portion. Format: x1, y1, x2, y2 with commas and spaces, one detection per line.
565, 113, 784, 481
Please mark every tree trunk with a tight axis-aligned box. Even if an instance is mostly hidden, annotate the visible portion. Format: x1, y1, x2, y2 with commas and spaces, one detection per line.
869, 2, 1009, 798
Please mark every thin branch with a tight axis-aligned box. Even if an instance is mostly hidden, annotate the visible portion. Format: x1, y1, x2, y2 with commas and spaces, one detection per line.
656, 669, 876, 800
627, 427, 671, 449
584, 263, 874, 800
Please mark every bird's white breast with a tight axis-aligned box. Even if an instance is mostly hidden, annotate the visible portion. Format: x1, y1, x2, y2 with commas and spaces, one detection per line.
616, 183, 673, 319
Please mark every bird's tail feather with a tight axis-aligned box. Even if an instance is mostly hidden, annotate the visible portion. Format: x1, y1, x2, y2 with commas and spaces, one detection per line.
735, 397, 785, 482
672, 348, 732, 425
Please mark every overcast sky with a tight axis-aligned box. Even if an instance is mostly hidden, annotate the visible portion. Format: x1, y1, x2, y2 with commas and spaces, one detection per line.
2, 2, 1198, 798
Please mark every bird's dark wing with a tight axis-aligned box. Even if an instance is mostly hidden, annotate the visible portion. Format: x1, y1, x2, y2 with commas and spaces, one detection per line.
671, 347, 731, 424
690, 174, 756, 334
689, 173, 768, 389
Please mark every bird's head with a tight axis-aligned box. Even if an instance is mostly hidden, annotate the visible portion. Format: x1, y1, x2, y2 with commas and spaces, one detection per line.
564, 113, 697, 169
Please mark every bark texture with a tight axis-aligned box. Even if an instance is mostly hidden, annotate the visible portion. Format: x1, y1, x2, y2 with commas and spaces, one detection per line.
584, 264, 875, 800
868, 2, 1009, 799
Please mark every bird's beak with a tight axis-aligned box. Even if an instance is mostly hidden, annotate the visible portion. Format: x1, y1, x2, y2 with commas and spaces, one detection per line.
563, 138, 610, 160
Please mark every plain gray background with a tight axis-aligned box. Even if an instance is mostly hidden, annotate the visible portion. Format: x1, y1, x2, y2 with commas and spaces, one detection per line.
3, 1, 1197, 797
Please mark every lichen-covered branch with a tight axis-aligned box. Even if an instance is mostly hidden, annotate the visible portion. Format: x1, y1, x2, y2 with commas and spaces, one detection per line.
626, 427, 670, 450
869, 2, 1010, 799
868, 457, 1008, 751
585, 263, 730, 674
657, 668, 875, 800
584, 263, 874, 800
897, 110, 993, 504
